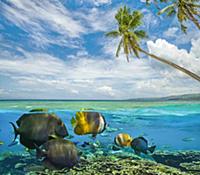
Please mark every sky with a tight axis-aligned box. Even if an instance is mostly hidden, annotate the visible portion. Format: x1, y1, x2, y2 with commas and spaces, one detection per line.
0, 0, 200, 100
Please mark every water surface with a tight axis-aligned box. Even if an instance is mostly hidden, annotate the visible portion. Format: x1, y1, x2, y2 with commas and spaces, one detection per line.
0, 100, 200, 153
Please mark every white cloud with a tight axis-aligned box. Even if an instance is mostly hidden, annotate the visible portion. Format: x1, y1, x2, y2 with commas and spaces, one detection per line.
141, 8, 160, 33
147, 38, 200, 76
92, 0, 112, 6
163, 25, 200, 45
163, 27, 179, 37
78, 0, 111, 6
97, 86, 115, 97
191, 38, 200, 58
0, 37, 200, 99
1, 0, 86, 47
77, 7, 117, 33
1, 0, 117, 48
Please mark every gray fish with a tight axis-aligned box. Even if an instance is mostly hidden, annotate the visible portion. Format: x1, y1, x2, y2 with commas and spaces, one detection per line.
131, 137, 156, 155
10, 112, 68, 149
182, 137, 195, 142
35, 138, 79, 169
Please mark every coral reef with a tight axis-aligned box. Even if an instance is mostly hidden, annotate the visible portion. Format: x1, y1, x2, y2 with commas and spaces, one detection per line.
152, 151, 200, 174
0, 151, 192, 175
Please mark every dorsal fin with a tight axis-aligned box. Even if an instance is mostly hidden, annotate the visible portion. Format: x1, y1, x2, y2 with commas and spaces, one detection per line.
138, 136, 148, 144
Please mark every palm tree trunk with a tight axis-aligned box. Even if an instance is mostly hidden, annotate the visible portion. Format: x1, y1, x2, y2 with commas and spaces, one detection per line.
138, 48, 200, 82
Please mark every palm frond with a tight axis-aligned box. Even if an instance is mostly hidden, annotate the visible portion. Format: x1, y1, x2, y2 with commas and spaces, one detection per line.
134, 30, 147, 39
123, 36, 130, 61
116, 38, 123, 57
106, 31, 120, 38
128, 11, 143, 29
158, 4, 176, 15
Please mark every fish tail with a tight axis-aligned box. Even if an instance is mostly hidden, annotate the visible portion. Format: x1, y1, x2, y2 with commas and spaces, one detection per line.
71, 116, 77, 127
9, 122, 19, 142
148, 145, 156, 153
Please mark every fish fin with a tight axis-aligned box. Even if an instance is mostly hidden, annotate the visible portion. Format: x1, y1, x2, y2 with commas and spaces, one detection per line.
9, 122, 19, 142
8, 141, 18, 147
29, 108, 48, 112
48, 135, 58, 140
148, 145, 156, 153
138, 136, 148, 144
34, 143, 47, 159
71, 116, 77, 127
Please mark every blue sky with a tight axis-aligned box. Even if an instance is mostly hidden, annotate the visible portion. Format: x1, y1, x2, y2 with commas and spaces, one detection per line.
0, 0, 200, 99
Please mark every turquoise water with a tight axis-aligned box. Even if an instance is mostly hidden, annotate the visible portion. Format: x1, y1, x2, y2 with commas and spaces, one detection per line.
0, 100, 200, 154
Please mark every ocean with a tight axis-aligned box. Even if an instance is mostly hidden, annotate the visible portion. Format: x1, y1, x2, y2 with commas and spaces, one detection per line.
0, 100, 200, 174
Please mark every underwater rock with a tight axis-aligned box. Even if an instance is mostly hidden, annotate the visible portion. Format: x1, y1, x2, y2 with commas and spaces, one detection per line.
94, 150, 104, 156
68, 156, 188, 175
0, 152, 191, 175
112, 145, 121, 151
15, 162, 27, 169
0, 153, 39, 175
0, 152, 13, 161
180, 161, 200, 175
24, 164, 46, 172
152, 150, 200, 172
109, 150, 142, 160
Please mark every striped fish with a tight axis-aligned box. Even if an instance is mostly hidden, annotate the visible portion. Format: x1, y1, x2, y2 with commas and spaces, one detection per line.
114, 133, 133, 147
71, 111, 106, 138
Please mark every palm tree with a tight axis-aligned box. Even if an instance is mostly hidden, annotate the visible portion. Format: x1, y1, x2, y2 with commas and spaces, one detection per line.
106, 6, 200, 82
146, 0, 200, 33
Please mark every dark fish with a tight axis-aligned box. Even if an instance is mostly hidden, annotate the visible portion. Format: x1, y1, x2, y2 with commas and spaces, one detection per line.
10, 112, 68, 149
131, 136, 156, 155
35, 138, 79, 169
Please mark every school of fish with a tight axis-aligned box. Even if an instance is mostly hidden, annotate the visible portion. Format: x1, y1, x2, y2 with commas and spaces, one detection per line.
6, 108, 156, 169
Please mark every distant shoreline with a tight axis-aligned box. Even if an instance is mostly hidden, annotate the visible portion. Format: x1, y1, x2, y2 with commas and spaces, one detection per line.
0, 93, 200, 102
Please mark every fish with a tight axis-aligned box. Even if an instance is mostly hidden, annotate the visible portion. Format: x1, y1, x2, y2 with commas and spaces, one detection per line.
114, 133, 133, 147
35, 138, 79, 169
71, 111, 107, 138
29, 108, 48, 112
10, 112, 68, 149
0, 141, 4, 145
131, 136, 156, 155
182, 137, 195, 142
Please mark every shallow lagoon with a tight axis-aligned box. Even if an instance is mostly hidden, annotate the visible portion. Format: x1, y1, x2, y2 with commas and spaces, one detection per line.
0, 100, 200, 174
